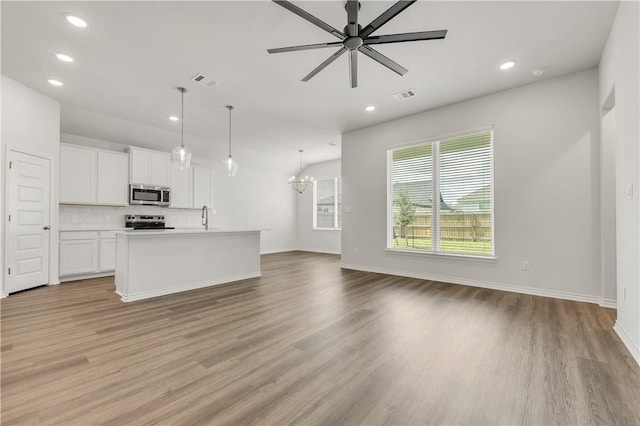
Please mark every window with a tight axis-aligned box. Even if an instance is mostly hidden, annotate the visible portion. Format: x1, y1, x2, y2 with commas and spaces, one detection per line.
313, 177, 341, 230
388, 128, 494, 257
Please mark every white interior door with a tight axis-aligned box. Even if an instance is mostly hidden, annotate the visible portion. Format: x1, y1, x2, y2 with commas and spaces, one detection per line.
6, 150, 51, 293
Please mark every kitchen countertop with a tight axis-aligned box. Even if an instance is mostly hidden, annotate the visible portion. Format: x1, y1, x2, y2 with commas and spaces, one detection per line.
60, 226, 129, 232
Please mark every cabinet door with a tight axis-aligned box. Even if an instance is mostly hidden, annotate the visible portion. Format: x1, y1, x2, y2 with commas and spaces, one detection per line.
97, 151, 129, 206
170, 162, 193, 208
60, 145, 97, 204
193, 166, 212, 208
59, 240, 99, 276
130, 148, 150, 184
99, 239, 116, 271
151, 152, 171, 187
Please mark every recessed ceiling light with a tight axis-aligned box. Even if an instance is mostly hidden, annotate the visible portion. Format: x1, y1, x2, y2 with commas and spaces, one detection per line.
48, 79, 63, 86
168, 116, 179, 121
532, 67, 546, 76
365, 105, 376, 112
500, 60, 516, 70
328, 142, 337, 146
65, 14, 88, 28
55, 53, 74, 63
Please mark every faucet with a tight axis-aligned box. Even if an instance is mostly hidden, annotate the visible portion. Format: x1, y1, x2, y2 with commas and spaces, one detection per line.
201, 205, 208, 230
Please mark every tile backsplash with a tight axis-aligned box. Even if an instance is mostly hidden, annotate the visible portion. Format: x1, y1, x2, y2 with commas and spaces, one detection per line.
60, 205, 206, 228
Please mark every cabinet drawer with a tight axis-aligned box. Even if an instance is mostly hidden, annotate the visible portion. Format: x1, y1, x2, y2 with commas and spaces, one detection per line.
100, 231, 117, 239
60, 231, 99, 240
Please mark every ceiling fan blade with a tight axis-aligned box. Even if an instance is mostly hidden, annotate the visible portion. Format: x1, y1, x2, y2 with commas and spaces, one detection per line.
268, 41, 343, 54
360, 0, 417, 39
349, 49, 358, 88
359, 46, 408, 76
273, 0, 346, 40
301, 48, 348, 82
364, 30, 448, 45
346, 0, 359, 36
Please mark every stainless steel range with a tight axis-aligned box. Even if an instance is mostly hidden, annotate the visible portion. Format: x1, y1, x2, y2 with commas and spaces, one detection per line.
125, 215, 175, 230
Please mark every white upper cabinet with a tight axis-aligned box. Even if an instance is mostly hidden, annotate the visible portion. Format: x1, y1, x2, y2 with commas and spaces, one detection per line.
60, 144, 128, 206
60, 144, 97, 204
169, 164, 212, 209
169, 162, 193, 209
129, 147, 170, 187
97, 151, 129, 205
193, 166, 213, 208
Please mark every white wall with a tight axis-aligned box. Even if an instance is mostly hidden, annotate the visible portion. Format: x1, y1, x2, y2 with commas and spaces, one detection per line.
296, 159, 341, 254
342, 69, 603, 304
1, 75, 61, 295
60, 132, 297, 255
599, 1, 640, 363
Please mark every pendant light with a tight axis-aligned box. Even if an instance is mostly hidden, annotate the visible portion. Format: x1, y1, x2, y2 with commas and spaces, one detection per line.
171, 87, 192, 169
289, 150, 314, 194
225, 105, 238, 177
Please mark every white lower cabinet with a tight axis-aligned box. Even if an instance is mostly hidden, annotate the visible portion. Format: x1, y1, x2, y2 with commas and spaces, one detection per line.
59, 231, 118, 279
99, 232, 117, 271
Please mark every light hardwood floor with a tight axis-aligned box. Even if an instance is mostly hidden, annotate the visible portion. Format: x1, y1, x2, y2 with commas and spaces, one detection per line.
1, 251, 638, 425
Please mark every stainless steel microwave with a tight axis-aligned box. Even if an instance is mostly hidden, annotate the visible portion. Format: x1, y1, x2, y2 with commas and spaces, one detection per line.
129, 184, 170, 206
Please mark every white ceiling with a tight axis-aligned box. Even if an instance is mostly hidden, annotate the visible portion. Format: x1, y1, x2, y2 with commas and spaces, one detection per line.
1, 1, 618, 168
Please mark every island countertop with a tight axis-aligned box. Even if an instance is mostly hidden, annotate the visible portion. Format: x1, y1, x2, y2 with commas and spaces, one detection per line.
117, 228, 265, 237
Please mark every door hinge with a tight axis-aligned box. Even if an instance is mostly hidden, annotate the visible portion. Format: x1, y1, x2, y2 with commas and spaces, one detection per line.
9, 161, 12, 169
7, 268, 10, 275
8, 215, 11, 222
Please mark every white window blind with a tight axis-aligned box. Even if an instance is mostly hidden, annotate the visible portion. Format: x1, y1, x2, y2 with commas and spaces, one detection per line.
388, 129, 494, 257
313, 177, 341, 229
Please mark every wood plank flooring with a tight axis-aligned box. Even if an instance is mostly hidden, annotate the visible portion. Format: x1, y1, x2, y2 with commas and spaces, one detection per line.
1, 251, 638, 425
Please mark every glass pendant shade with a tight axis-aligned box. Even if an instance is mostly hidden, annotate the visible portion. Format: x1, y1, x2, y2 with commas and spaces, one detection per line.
226, 155, 238, 177
289, 150, 313, 194
172, 87, 191, 169
172, 144, 192, 170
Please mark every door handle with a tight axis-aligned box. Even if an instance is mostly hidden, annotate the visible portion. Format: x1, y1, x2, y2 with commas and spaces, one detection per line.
43, 226, 51, 230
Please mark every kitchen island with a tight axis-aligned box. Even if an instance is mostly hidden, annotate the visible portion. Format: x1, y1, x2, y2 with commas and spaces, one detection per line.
115, 229, 261, 302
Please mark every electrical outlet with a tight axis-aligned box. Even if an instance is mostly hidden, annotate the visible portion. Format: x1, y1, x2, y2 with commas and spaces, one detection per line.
627, 184, 634, 200
522, 260, 530, 271
354, 248, 359, 254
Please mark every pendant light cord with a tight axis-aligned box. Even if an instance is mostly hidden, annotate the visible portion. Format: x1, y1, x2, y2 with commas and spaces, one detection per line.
178, 87, 187, 149
298, 150, 304, 177
227, 105, 234, 156
181, 90, 184, 148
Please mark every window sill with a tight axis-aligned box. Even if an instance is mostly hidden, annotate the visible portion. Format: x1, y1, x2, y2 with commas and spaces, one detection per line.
312, 228, 341, 231
385, 248, 497, 263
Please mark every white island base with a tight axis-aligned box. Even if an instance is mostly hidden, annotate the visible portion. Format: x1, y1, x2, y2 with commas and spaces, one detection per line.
115, 229, 261, 302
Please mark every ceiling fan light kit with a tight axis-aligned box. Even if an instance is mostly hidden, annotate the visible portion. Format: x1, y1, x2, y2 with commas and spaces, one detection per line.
268, 0, 448, 88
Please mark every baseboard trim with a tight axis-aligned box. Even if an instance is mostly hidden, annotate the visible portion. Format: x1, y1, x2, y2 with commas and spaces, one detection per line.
614, 321, 640, 365
118, 271, 262, 302
598, 298, 617, 309
59, 271, 115, 282
0, 290, 7, 299
340, 263, 604, 306
296, 248, 342, 255
261, 247, 298, 255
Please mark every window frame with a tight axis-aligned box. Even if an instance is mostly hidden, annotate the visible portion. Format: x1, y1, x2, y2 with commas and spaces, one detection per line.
386, 126, 495, 259
313, 177, 341, 231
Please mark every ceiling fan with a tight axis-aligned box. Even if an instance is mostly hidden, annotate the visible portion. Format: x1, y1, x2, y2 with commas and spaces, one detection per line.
268, 0, 448, 88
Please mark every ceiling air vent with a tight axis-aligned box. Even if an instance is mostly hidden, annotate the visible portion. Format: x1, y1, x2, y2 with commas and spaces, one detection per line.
393, 89, 416, 101
191, 73, 217, 88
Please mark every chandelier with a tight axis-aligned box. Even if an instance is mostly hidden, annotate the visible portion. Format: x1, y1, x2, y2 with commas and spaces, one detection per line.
289, 150, 313, 194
